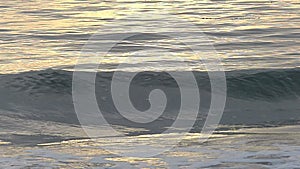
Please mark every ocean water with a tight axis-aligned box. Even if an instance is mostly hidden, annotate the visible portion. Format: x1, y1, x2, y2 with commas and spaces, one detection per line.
0, 0, 300, 168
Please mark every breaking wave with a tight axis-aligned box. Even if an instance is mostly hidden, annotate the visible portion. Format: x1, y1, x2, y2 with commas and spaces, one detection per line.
0, 68, 299, 133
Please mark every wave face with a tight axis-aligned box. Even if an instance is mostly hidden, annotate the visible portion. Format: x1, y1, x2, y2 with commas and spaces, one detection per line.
226, 69, 300, 100
0, 68, 299, 135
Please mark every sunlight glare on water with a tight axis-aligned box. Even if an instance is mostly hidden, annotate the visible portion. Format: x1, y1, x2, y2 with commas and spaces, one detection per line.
0, 0, 299, 73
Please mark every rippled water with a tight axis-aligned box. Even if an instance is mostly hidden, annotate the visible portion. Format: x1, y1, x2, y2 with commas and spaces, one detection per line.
0, 0, 299, 73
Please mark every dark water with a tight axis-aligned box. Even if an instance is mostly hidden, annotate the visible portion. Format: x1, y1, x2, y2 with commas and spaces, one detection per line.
1, 68, 300, 127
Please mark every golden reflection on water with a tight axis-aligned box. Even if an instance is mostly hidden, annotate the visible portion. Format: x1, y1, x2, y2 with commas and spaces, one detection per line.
0, 127, 299, 168
0, 0, 299, 73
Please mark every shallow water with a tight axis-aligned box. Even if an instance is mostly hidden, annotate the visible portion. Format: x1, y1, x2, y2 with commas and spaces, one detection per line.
0, 126, 299, 168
